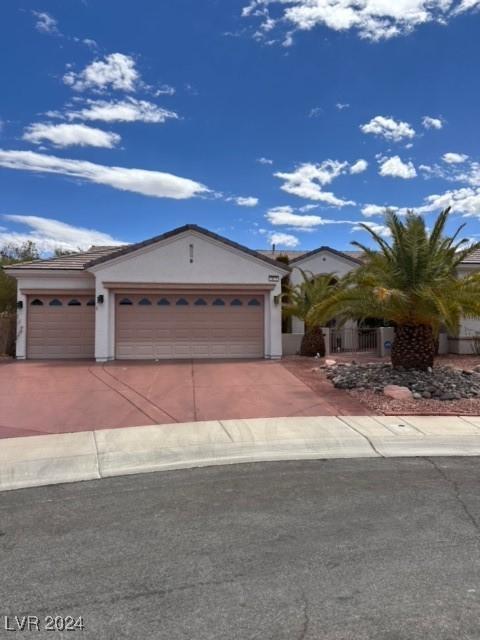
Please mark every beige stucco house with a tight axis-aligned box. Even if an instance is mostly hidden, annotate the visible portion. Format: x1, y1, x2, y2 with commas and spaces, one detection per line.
5, 225, 288, 361
6, 225, 480, 360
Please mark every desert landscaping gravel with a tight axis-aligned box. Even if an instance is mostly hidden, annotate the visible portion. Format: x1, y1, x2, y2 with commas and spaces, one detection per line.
284, 355, 480, 416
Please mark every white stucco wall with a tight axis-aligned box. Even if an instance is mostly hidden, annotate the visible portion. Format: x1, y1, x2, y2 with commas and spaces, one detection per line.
89, 230, 287, 361
10, 271, 94, 359
289, 250, 359, 334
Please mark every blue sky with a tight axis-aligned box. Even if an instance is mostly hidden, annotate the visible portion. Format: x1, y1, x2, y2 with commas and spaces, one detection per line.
1, 0, 480, 254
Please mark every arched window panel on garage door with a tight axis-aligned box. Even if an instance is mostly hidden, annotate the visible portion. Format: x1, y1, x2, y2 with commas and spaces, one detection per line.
119, 298, 133, 305
230, 298, 243, 306
194, 298, 208, 306
248, 298, 261, 306
30, 298, 44, 306
176, 298, 189, 306
138, 297, 152, 305
212, 298, 225, 306
68, 299, 82, 306
49, 299, 63, 306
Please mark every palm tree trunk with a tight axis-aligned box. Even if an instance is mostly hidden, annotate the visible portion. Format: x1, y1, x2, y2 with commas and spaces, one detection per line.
300, 325, 326, 357
391, 324, 435, 370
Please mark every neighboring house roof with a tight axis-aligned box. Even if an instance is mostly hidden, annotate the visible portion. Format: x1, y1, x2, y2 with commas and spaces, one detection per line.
257, 249, 306, 261
461, 248, 480, 264
4, 224, 290, 272
289, 246, 364, 265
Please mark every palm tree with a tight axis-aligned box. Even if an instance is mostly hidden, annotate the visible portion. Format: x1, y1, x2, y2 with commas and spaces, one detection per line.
308, 208, 480, 370
285, 270, 339, 357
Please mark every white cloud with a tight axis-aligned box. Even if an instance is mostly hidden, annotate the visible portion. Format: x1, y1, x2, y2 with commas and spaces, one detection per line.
362, 184, 480, 221
155, 85, 176, 96
58, 98, 178, 124
274, 160, 356, 206
353, 221, 392, 237
0, 215, 124, 254
32, 11, 60, 35
362, 204, 389, 217
422, 115, 443, 130
269, 232, 300, 248
336, 102, 350, 110
0, 149, 209, 200
82, 38, 98, 50
257, 156, 273, 165
23, 123, 121, 149
443, 152, 469, 164
309, 106, 323, 117
350, 159, 368, 174
419, 187, 480, 216
265, 205, 353, 228
379, 155, 417, 179
242, 1, 480, 42
63, 53, 139, 92
420, 158, 480, 187
361, 203, 409, 217
233, 196, 259, 207
361, 116, 415, 142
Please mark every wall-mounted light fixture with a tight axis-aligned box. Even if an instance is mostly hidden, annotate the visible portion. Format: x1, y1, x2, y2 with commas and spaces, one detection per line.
16, 300, 23, 309
273, 295, 281, 306
97, 294, 104, 304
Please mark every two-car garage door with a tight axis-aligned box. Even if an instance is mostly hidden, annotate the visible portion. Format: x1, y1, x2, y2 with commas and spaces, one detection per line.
115, 293, 265, 359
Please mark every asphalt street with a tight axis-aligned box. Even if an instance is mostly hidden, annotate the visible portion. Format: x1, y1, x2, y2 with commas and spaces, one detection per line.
1, 457, 480, 639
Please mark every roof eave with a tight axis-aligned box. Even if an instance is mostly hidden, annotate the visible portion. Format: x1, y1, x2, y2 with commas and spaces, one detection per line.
85, 224, 291, 273
290, 246, 362, 266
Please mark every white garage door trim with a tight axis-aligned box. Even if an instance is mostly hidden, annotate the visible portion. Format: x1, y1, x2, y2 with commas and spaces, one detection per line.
115, 291, 266, 360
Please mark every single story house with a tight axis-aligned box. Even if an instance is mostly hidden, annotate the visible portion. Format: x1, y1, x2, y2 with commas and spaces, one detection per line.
6, 224, 480, 360
5, 225, 289, 361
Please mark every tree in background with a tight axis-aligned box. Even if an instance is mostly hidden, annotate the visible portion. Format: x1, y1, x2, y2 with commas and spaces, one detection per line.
0, 241, 40, 312
285, 269, 339, 357
275, 254, 292, 333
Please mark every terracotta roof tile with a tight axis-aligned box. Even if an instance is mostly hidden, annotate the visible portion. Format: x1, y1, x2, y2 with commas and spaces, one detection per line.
3, 245, 123, 271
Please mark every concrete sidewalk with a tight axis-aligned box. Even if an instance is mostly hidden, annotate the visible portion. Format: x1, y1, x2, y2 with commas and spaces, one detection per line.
2, 415, 480, 492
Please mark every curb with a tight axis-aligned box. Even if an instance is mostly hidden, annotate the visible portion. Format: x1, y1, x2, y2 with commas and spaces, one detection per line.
1, 415, 480, 492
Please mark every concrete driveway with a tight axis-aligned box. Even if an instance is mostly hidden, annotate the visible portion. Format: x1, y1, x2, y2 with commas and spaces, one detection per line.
0, 359, 369, 439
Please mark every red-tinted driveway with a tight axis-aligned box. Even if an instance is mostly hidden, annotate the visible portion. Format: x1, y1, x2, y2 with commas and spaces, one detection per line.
0, 359, 370, 439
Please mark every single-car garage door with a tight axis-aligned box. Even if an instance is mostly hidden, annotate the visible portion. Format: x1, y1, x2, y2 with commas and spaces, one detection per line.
115, 293, 265, 359
27, 294, 95, 359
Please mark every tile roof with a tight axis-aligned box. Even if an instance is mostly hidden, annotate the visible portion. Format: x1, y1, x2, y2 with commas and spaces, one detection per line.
289, 246, 364, 265
85, 225, 290, 270
256, 249, 306, 261
462, 248, 480, 263
3, 245, 123, 270
4, 225, 291, 272
8, 227, 480, 272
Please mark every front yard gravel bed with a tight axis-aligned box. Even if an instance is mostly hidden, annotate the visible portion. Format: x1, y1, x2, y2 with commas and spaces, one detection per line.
348, 388, 480, 416
283, 356, 480, 416
325, 363, 480, 401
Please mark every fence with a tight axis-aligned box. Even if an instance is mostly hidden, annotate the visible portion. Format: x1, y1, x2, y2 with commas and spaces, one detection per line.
0, 313, 16, 356
329, 328, 377, 354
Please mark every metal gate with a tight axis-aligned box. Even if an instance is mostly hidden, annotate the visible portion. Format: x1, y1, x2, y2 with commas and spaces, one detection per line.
329, 328, 377, 354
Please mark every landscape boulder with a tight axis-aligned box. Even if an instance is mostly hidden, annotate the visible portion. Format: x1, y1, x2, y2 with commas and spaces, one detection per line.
383, 385, 414, 401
